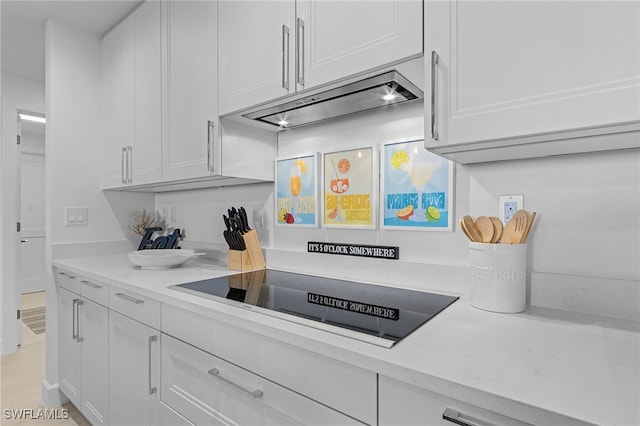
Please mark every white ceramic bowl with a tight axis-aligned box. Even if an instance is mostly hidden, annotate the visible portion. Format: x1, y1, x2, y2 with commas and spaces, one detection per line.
127, 249, 202, 269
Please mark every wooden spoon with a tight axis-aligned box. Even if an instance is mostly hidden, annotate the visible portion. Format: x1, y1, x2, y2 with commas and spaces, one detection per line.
460, 215, 482, 242
519, 211, 536, 243
489, 217, 503, 243
474, 216, 494, 243
501, 210, 529, 244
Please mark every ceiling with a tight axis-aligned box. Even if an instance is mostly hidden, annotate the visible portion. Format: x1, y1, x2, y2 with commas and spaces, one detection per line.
1, 0, 143, 82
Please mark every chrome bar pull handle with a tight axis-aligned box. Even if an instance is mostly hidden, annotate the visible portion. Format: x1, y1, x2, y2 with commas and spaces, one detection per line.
126, 146, 133, 183
442, 408, 484, 426
207, 121, 215, 172
282, 25, 290, 90
207, 368, 263, 399
296, 18, 305, 86
72, 298, 79, 340
431, 50, 439, 141
114, 292, 144, 304
75, 299, 84, 342
148, 335, 158, 395
121, 147, 127, 184
80, 280, 102, 289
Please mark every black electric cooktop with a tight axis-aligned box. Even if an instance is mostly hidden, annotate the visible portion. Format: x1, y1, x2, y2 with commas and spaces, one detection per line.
170, 269, 458, 348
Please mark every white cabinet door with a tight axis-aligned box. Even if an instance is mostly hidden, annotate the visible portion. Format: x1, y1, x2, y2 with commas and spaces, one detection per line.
79, 299, 109, 426
218, 1, 296, 115
101, 19, 132, 189
162, 1, 218, 181
101, 1, 162, 188
298, 0, 422, 90
131, 1, 162, 185
426, 1, 640, 150
109, 310, 160, 426
57, 288, 81, 408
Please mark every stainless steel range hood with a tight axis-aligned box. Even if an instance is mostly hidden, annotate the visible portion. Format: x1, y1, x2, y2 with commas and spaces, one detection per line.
233, 59, 424, 130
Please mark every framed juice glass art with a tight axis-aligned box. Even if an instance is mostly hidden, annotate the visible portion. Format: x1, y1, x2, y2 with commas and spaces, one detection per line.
381, 139, 454, 231
275, 154, 319, 227
322, 147, 376, 229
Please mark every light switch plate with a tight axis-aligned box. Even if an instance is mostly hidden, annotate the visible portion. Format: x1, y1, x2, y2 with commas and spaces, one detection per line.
498, 195, 523, 223
65, 207, 88, 226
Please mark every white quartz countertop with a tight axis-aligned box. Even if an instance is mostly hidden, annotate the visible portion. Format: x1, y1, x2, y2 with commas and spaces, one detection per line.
52, 255, 640, 426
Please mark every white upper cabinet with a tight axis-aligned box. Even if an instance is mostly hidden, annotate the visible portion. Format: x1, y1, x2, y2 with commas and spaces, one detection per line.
218, 1, 296, 115
218, 0, 423, 115
101, 19, 133, 189
131, 2, 163, 185
162, 1, 218, 181
101, 1, 162, 188
425, 1, 640, 163
297, 0, 422, 90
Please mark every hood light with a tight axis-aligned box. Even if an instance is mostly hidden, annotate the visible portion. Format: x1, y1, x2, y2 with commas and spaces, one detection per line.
381, 93, 398, 101
277, 119, 289, 127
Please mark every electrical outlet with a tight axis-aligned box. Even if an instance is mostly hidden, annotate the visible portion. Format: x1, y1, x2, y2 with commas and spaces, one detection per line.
498, 195, 524, 223
253, 208, 264, 228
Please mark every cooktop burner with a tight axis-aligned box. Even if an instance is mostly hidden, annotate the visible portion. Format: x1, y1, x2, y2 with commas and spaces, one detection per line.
170, 269, 458, 348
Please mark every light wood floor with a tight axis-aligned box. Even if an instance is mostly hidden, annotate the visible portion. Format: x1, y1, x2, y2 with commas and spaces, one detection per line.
0, 292, 88, 426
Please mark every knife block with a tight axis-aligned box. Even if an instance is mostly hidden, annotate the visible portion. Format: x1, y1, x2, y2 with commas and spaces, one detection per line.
227, 250, 252, 271
241, 230, 266, 270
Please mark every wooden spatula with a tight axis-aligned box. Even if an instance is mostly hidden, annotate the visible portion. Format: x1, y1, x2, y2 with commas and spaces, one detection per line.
460, 215, 482, 242
501, 210, 529, 244
519, 211, 536, 243
474, 216, 494, 243
489, 217, 503, 243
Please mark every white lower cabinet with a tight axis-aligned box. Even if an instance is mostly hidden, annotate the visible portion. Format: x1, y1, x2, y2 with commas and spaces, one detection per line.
108, 310, 161, 426
161, 334, 364, 426
57, 286, 109, 425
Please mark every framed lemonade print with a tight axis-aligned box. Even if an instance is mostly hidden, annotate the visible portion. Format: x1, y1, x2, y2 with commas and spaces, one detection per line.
322, 147, 376, 229
275, 154, 319, 227
381, 139, 454, 231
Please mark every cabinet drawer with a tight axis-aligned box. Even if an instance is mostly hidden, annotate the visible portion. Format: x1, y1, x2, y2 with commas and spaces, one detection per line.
160, 402, 194, 426
109, 286, 161, 329
54, 268, 81, 293
78, 277, 109, 306
162, 304, 376, 425
162, 335, 364, 426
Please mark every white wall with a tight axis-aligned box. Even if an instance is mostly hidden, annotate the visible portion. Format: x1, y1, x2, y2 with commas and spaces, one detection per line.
0, 72, 45, 112
43, 19, 154, 407
158, 101, 639, 320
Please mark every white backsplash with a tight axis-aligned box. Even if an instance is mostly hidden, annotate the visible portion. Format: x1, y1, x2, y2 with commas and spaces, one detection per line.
155, 101, 639, 321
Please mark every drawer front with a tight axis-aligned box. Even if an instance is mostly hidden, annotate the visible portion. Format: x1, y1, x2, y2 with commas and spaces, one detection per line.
379, 375, 552, 426
78, 277, 109, 306
54, 268, 81, 294
160, 402, 194, 426
109, 286, 161, 329
161, 334, 364, 426
162, 304, 376, 425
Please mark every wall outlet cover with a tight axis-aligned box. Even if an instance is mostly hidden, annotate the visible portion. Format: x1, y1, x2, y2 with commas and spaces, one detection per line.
498, 195, 524, 223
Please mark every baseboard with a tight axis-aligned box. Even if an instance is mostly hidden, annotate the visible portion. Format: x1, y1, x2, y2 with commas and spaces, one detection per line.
40, 380, 68, 408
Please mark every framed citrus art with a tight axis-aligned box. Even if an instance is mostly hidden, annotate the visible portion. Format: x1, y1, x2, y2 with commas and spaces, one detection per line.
322, 147, 377, 229
275, 153, 319, 227
380, 139, 454, 231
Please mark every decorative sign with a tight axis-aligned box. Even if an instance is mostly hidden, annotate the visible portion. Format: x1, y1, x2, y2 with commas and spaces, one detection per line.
308, 293, 400, 320
307, 241, 399, 260
323, 147, 376, 228
381, 139, 454, 231
275, 154, 319, 227
138, 228, 182, 250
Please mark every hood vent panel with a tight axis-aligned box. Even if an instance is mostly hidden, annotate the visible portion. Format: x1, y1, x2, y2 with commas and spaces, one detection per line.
242, 70, 423, 129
